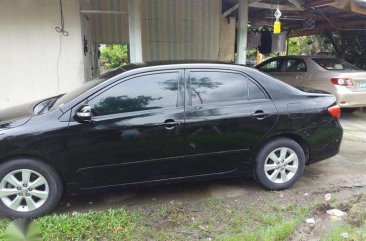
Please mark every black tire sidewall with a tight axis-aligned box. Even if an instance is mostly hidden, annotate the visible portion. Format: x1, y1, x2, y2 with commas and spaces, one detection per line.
0, 158, 62, 218
254, 138, 305, 190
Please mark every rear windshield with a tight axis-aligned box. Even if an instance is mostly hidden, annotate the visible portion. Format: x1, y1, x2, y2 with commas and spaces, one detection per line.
313, 58, 360, 71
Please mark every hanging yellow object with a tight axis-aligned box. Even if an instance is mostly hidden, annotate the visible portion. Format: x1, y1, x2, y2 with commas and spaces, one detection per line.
274, 20, 281, 34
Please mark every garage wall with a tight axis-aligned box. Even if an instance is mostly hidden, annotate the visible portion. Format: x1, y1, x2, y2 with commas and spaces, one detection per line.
80, 0, 129, 44
0, 0, 84, 109
142, 0, 221, 61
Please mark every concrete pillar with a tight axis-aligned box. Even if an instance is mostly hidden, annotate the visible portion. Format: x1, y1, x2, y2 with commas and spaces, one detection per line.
128, 0, 143, 62
236, 0, 249, 65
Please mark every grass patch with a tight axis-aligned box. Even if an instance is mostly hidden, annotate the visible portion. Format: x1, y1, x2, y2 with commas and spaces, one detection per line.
0, 208, 140, 241
218, 205, 309, 241
321, 193, 366, 241
321, 224, 366, 241
5, 191, 366, 241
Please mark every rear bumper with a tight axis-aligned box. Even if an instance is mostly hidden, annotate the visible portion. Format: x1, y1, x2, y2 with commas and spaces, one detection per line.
336, 89, 366, 108
307, 138, 341, 164
306, 119, 343, 165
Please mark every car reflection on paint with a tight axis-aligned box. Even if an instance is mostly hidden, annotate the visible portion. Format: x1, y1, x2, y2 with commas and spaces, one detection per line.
256, 56, 366, 109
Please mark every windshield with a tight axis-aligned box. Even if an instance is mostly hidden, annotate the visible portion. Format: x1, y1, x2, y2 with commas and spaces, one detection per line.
50, 68, 125, 110
313, 58, 360, 71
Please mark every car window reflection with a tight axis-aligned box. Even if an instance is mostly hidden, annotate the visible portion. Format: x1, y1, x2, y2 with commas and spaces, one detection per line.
89, 72, 179, 116
189, 72, 248, 105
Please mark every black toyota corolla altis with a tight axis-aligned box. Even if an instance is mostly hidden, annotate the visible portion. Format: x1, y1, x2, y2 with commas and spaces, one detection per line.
0, 62, 342, 218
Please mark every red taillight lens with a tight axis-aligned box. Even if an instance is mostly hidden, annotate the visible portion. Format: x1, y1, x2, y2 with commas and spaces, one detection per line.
331, 78, 353, 87
328, 105, 341, 118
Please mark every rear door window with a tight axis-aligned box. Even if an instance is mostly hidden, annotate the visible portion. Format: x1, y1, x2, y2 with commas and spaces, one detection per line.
281, 59, 307, 72
248, 81, 267, 100
188, 71, 248, 106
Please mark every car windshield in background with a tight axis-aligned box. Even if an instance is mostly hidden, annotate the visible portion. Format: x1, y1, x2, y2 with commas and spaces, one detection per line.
50, 68, 125, 110
313, 58, 360, 71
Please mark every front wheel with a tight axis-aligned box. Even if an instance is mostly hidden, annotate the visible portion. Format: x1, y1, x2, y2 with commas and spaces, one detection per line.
0, 158, 63, 218
254, 138, 305, 190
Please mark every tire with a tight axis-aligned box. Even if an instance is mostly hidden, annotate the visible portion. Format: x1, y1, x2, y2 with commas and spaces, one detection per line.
254, 138, 305, 190
0, 158, 63, 218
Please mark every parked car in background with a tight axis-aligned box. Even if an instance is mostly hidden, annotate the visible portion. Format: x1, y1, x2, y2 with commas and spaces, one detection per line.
255, 56, 366, 109
0, 62, 342, 218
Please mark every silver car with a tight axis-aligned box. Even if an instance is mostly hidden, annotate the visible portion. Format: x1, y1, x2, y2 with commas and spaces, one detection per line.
256, 56, 366, 108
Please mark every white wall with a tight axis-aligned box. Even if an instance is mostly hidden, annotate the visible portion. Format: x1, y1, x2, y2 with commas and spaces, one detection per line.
0, 0, 85, 109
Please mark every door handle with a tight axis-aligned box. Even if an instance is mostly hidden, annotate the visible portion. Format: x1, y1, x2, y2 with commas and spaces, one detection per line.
251, 111, 270, 120
159, 120, 182, 130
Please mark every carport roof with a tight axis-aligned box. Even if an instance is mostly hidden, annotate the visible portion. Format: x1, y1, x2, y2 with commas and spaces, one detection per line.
223, 0, 366, 37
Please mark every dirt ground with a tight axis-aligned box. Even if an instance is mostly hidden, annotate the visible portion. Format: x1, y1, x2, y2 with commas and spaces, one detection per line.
56, 110, 366, 240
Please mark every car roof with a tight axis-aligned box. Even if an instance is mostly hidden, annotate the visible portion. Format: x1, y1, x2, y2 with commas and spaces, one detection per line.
59, 60, 314, 113
265, 56, 336, 60
120, 61, 245, 72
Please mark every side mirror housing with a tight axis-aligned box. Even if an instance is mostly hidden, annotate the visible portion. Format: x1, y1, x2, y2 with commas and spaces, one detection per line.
75, 105, 92, 123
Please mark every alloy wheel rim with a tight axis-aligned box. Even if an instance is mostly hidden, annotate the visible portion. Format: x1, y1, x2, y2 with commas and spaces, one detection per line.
0, 169, 49, 212
264, 147, 299, 184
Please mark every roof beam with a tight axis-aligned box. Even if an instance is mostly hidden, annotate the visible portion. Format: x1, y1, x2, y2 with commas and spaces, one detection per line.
80, 10, 128, 14
289, 19, 366, 37
222, 3, 239, 17
222, 0, 268, 17
288, 0, 305, 11
249, 1, 303, 11
306, 0, 337, 8
351, 0, 366, 16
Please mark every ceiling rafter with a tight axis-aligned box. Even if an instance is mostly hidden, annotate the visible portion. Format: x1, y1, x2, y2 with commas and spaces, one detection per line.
288, 0, 305, 11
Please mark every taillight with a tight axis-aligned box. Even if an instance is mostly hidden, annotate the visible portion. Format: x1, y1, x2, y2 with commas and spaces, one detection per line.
331, 78, 353, 87
328, 105, 341, 118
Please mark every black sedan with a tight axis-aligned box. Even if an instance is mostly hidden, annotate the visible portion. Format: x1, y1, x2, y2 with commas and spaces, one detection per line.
0, 62, 342, 218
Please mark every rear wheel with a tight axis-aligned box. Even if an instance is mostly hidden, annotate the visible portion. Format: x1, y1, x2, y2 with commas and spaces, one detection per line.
0, 158, 62, 218
254, 138, 305, 190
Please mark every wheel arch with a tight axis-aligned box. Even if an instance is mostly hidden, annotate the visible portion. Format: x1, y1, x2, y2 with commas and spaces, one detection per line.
0, 154, 67, 191
253, 133, 310, 165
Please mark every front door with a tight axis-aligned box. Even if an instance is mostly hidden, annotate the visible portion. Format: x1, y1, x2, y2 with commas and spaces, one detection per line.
67, 70, 186, 188
183, 70, 278, 175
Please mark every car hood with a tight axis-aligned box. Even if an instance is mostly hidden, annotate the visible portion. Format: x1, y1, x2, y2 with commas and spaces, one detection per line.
0, 101, 37, 129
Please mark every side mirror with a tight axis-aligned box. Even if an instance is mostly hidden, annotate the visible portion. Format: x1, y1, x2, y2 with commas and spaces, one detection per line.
75, 104, 92, 123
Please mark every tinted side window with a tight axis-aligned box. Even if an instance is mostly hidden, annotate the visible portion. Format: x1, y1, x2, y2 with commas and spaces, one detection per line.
258, 60, 280, 72
89, 72, 180, 116
190, 71, 248, 105
248, 81, 267, 100
282, 59, 307, 72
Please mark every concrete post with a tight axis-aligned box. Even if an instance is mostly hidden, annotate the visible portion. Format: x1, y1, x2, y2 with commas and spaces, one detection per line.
128, 0, 143, 62
236, 0, 249, 65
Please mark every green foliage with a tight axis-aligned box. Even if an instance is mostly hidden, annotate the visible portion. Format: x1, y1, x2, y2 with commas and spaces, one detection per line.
100, 44, 129, 69
247, 50, 257, 58
36, 209, 140, 241
324, 31, 366, 70
288, 35, 333, 56
288, 31, 366, 70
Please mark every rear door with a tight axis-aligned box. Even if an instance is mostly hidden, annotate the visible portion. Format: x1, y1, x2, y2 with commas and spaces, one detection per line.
278, 58, 308, 86
258, 58, 307, 87
183, 69, 278, 175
